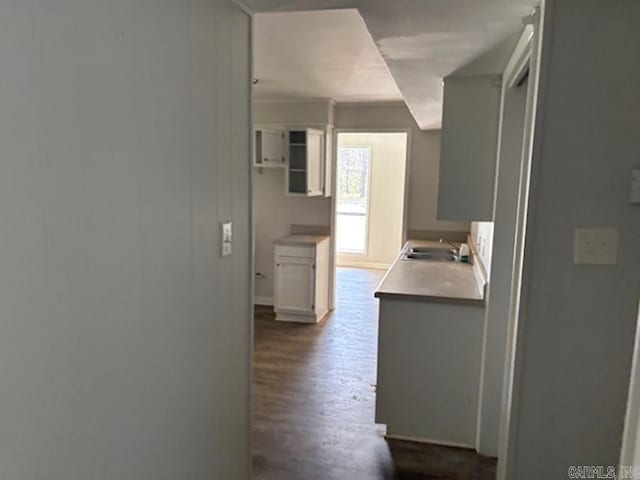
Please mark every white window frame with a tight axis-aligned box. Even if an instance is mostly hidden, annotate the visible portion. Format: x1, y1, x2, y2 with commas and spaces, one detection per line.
335, 145, 373, 256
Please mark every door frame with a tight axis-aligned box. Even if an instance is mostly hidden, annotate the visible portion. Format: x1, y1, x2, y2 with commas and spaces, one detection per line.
475, 24, 533, 457
234, 1, 254, 478
620, 302, 640, 468
496, 4, 546, 478
328, 129, 412, 310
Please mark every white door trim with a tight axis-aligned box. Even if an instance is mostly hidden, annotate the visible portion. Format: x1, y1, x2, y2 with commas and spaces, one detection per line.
497, 3, 547, 478
328, 128, 411, 310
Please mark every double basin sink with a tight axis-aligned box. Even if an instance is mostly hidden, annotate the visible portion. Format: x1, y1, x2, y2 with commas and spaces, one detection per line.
401, 246, 459, 263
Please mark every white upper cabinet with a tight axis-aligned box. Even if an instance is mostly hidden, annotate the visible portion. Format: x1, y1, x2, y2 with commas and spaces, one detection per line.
254, 128, 286, 167
437, 74, 502, 221
286, 128, 325, 197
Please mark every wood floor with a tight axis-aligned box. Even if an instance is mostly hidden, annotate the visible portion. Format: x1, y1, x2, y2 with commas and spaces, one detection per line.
252, 267, 496, 479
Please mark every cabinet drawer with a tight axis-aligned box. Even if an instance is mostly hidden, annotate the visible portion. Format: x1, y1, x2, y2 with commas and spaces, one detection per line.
275, 244, 314, 258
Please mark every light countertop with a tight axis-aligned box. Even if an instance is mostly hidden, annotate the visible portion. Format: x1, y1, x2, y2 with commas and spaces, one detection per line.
374, 240, 485, 306
275, 235, 330, 246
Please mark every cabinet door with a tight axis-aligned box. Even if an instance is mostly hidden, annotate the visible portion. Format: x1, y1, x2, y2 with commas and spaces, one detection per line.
274, 255, 316, 313
323, 126, 333, 197
438, 74, 501, 221
306, 129, 324, 196
256, 129, 285, 167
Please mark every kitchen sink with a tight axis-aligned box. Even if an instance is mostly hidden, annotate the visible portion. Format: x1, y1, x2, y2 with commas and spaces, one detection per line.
402, 252, 458, 262
409, 246, 458, 255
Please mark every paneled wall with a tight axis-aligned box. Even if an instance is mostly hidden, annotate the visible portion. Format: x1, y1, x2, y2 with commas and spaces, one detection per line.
0, 1, 251, 478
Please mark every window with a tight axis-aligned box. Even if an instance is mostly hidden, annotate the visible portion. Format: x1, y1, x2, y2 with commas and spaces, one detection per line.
336, 147, 371, 254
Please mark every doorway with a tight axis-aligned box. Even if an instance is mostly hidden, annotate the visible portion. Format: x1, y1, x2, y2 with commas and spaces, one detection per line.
333, 132, 408, 271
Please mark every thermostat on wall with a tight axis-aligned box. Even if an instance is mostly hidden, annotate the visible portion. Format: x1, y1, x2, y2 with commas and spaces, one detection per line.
631, 168, 640, 204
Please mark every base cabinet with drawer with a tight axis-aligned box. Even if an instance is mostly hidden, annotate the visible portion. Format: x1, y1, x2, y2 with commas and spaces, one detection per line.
274, 237, 329, 323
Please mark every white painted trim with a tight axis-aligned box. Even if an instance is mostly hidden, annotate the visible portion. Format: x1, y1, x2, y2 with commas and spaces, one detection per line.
384, 433, 475, 451
335, 145, 373, 256
505, 26, 534, 89
620, 301, 640, 469
329, 128, 411, 310
242, 6, 255, 479
473, 24, 534, 460
336, 261, 391, 271
497, 3, 546, 478
254, 296, 273, 306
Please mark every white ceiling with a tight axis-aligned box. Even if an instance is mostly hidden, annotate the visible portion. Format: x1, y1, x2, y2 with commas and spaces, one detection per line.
253, 9, 403, 103
248, 0, 539, 129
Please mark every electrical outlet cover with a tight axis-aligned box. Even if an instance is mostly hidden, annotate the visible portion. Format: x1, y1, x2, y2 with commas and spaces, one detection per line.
573, 228, 619, 265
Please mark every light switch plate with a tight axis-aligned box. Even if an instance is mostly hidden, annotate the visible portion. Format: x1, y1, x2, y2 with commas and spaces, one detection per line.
631, 168, 640, 204
221, 221, 232, 257
574, 228, 618, 265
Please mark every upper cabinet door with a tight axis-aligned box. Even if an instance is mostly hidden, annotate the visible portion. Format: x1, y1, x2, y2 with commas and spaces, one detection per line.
255, 129, 286, 167
437, 74, 502, 222
323, 126, 333, 197
306, 129, 324, 196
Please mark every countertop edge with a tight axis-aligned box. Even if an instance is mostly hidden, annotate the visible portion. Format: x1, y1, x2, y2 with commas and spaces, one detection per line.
374, 290, 485, 307
275, 235, 330, 246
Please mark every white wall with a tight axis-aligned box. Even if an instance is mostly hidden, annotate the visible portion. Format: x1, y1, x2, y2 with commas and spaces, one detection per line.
334, 104, 470, 237
252, 100, 333, 303
0, 1, 251, 478
470, 222, 494, 277
508, 1, 640, 477
336, 132, 407, 268
253, 168, 331, 302
254, 99, 333, 126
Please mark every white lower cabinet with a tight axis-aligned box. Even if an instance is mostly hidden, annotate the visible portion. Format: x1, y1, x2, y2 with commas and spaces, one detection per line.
375, 297, 484, 448
274, 256, 315, 313
274, 238, 329, 323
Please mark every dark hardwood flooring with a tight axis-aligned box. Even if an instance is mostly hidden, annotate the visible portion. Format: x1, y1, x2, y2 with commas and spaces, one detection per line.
252, 267, 496, 479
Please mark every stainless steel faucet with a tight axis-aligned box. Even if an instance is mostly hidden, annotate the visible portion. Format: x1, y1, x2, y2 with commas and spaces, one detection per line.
439, 238, 461, 252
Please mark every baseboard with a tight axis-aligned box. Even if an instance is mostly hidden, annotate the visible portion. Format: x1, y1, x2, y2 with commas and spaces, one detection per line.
254, 296, 273, 306
384, 433, 475, 451
337, 260, 391, 270
408, 229, 470, 243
